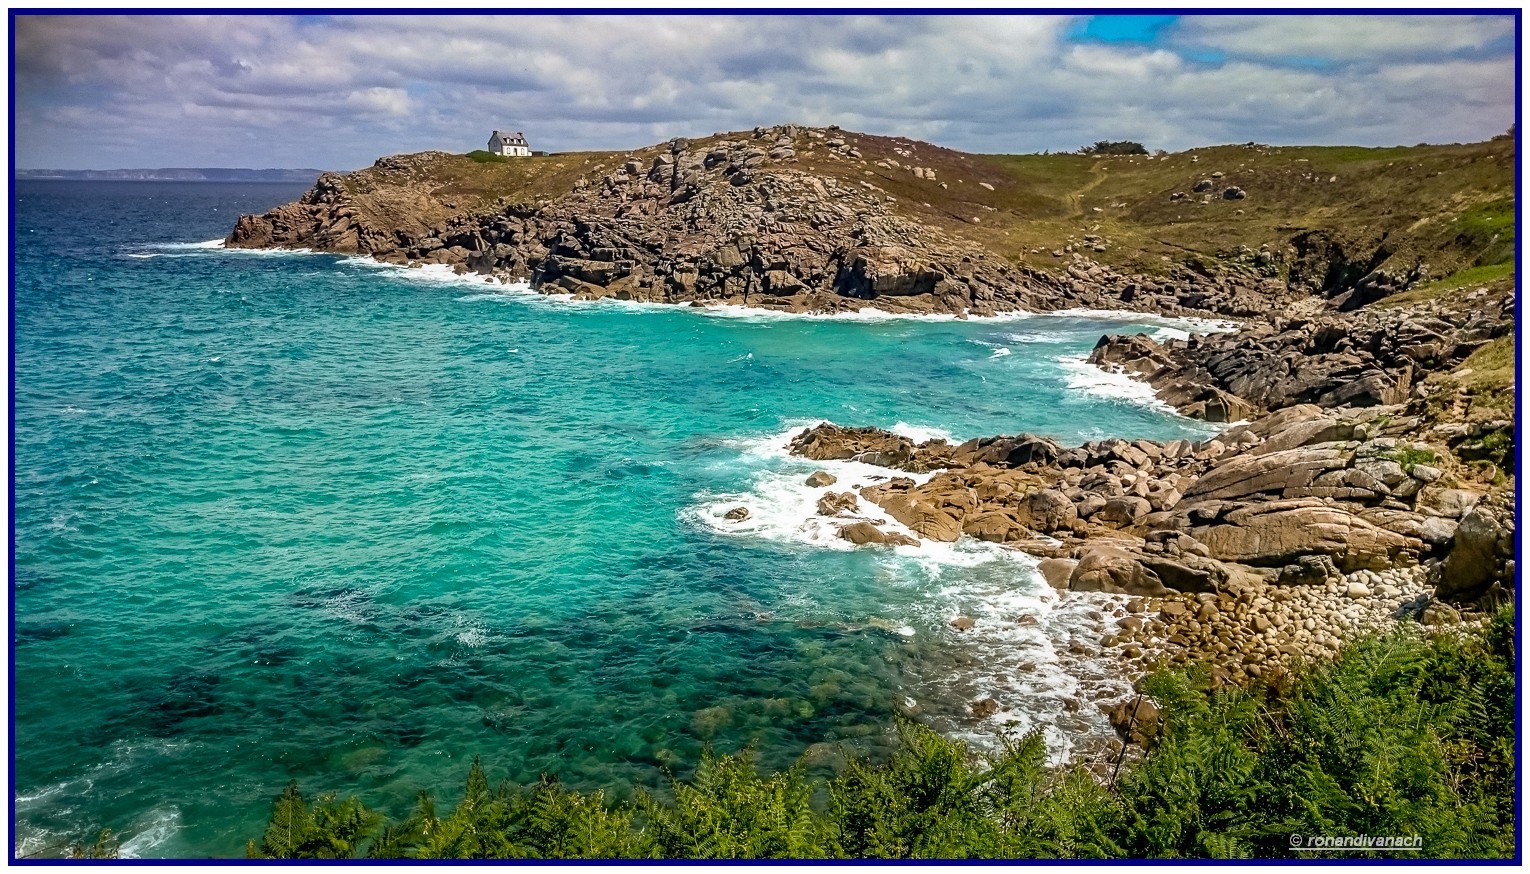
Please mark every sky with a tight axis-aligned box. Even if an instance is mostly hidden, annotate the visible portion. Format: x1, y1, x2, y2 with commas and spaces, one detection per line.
12, 13, 1519, 171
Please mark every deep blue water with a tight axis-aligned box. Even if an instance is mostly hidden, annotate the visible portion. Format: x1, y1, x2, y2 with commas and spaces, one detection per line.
12, 180, 1221, 857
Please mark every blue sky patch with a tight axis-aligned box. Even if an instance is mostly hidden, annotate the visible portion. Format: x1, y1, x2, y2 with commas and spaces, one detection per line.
1073, 15, 1179, 44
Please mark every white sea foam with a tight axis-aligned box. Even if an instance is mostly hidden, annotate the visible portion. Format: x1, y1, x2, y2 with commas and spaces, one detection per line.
162, 239, 227, 249
1048, 306, 1239, 335
117, 806, 182, 859
686, 302, 1038, 324
967, 339, 1014, 358
453, 615, 489, 648
12, 825, 59, 860
129, 239, 318, 259
337, 256, 528, 291
890, 422, 954, 444
916, 582, 1135, 763
685, 421, 934, 553
1055, 353, 1177, 412
14, 779, 79, 805
683, 422, 1137, 762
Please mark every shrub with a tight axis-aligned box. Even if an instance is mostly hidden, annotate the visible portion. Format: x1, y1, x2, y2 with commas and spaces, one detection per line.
1387, 446, 1438, 473
1080, 141, 1149, 156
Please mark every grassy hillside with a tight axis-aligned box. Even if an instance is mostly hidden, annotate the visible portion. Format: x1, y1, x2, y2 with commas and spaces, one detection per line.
326, 129, 1513, 296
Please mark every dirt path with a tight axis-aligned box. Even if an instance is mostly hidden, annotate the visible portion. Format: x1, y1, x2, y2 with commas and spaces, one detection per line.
1064, 166, 1110, 217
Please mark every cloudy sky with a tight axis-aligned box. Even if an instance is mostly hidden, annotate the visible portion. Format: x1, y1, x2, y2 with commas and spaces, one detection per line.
13, 13, 1517, 170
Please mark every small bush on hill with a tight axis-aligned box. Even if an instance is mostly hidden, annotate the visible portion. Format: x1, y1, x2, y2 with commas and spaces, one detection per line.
1080, 141, 1149, 156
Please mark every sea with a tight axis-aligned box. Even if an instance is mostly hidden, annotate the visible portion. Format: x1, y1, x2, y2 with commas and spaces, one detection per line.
12, 180, 1229, 857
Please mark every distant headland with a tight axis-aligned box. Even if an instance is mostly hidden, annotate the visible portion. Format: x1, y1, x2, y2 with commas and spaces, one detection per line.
14, 167, 327, 183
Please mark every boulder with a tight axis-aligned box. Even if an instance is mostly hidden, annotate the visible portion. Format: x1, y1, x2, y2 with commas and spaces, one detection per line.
723, 506, 750, 521
1069, 546, 1171, 597
953, 433, 1061, 468
1195, 501, 1420, 572
1135, 553, 1226, 593
1108, 697, 1161, 745
837, 521, 919, 548
866, 491, 964, 542
1276, 553, 1340, 586
816, 491, 860, 516
1075, 493, 1108, 518
1145, 482, 1183, 512
1017, 488, 1078, 533
805, 470, 838, 487
1418, 516, 1458, 548
1421, 487, 1483, 520
1434, 506, 1512, 602
1036, 558, 1078, 590
1097, 496, 1151, 527
1183, 444, 1352, 501
1243, 411, 1355, 455
789, 424, 928, 471
962, 509, 1031, 544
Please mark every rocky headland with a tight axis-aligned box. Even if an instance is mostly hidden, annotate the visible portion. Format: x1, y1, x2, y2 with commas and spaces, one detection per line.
230, 126, 1516, 746
227, 125, 1325, 319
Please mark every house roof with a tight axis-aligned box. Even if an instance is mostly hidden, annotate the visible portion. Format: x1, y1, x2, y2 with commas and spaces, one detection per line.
490, 130, 529, 144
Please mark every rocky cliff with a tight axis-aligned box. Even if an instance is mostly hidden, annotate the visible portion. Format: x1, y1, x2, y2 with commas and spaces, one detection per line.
227, 125, 1328, 318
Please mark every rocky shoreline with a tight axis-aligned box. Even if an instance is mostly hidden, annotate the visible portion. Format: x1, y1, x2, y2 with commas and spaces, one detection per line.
228, 126, 1516, 751
762, 395, 1513, 735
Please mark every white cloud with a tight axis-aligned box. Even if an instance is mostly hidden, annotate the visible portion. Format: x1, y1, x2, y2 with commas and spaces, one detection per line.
1171, 15, 1513, 65
12, 13, 1516, 170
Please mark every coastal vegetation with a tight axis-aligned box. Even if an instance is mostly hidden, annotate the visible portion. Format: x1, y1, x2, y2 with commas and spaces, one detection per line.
245, 610, 1515, 860
1078, 140, 1149, 156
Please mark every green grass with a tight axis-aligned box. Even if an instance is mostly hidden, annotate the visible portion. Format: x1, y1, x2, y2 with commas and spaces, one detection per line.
956, 138, 1516, 278
1421, 333, 1518, 424
1455, 334, 1516, 411
466, 150, 509, 164
1387, 446, 1438, 473
1378, 262, 1515, 307
1450, 198, 1515, 266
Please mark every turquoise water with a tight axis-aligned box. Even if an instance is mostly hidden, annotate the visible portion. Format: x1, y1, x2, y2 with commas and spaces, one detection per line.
12, 181, 1222, 857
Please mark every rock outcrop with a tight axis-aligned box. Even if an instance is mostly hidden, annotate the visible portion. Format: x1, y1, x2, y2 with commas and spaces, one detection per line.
784, 396, 1514, 683
227, 127, 1301, 319
1088, 293, 1513, 422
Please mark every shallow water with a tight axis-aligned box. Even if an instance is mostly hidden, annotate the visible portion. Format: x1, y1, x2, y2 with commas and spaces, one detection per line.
12, 180, 1224, 857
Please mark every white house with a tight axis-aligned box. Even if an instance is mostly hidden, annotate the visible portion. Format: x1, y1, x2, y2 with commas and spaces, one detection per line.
488, 130, 531, 157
